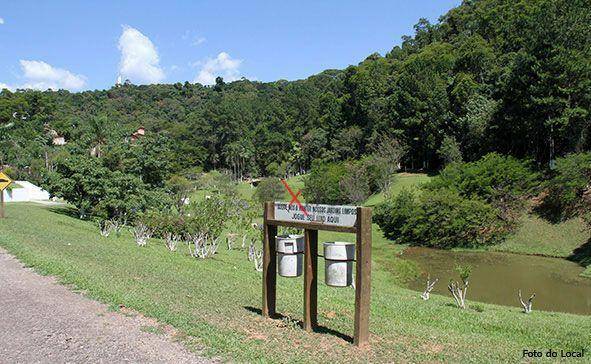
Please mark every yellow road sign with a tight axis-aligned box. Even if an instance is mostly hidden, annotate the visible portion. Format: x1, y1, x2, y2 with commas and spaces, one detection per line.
0, 171, 13, 191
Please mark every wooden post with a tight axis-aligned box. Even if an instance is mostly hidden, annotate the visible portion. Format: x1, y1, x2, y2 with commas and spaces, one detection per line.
354, 207, 372, 347
0, 190, 4, 218
262, 202, 277, 318
303, 228, 318, 332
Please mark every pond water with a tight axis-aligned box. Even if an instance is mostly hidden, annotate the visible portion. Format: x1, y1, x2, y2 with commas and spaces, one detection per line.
402, 247, 591, 315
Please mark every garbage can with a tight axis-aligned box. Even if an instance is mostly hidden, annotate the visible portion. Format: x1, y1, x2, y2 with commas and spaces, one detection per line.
324, 242, 355, 287
276, 234, 304, 277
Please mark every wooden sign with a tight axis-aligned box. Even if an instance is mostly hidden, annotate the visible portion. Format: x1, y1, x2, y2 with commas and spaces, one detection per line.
274, 202, 357, 228
262, 201, 372, 347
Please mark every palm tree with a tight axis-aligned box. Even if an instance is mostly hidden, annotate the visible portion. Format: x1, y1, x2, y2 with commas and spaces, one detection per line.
88, 116, 109, 158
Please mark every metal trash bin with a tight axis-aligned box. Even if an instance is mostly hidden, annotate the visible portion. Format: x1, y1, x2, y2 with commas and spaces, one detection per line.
276, 234, 304, 277
324, 242, 355, 287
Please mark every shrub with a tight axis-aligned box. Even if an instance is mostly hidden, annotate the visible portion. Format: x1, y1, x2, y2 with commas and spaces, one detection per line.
376, 189, 507, 248
141, 210, 189, 238
303, 161, 348, 204
196, 170, 237, 196
304, 159, 384, 205
374, 189, 419, 241
166, 174, 193, 210
539, 152, 591, 223
425, 153, 538, 224
254, 177, 285, 204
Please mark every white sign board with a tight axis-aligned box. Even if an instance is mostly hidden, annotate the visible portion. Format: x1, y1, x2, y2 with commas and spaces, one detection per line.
274, 202, 358, 228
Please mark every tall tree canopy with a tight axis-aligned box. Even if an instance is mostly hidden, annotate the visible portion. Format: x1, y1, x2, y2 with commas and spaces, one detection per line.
1, 0, 589, 182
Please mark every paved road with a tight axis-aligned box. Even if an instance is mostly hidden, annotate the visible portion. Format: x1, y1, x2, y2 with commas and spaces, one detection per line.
0, 248, 212, 363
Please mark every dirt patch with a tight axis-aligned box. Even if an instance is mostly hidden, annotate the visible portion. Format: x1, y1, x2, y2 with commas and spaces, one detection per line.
0, 248, 215, 363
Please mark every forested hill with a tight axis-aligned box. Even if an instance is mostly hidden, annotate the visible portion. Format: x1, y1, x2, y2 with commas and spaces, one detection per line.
1, 0, 589, 180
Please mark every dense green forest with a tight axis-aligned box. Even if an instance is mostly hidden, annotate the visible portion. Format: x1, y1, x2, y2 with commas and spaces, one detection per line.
1, 0, 589, 182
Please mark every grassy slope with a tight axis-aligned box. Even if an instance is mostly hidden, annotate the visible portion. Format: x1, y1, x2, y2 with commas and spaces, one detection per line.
364, 173, 431, 207
1, 203, 590, 363
494, 215, 589, 258
191, 175, 305, 202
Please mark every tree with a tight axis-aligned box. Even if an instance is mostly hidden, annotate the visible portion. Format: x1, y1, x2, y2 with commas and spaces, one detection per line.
303, 161, 347, 205
301, 129, 329, 169
44, 154, 169, 220
1, 0, 590, 181
437, 135, 463, 166
254, 177, 285, 204
166, 174, 193, 211
339, 162, 371, 204
368, 136, 407, 194
332, 126, 364, 159
87, 115, 110, 158
538, 152, 591, 224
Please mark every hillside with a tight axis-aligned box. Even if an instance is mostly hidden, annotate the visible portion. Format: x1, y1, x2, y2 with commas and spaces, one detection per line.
1, 0, 589, 184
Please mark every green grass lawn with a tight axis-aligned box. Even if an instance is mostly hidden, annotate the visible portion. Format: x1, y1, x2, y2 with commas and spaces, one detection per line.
1, 203, 589, 363
191, 174, 305, 203
493, 215, 589, 258
364, 173, 431, 207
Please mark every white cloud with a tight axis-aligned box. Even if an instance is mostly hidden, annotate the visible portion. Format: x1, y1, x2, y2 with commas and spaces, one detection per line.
118, 25, 165, 84
182, 30, 206, 47
192, 37, 206, 46
0, 18, 4, 25
2, 60, 86, 91
0, 61, 86, 91
194, 52, 243, 85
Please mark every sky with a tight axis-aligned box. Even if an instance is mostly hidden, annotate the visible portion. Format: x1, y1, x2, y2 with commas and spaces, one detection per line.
0, 1, 460, 91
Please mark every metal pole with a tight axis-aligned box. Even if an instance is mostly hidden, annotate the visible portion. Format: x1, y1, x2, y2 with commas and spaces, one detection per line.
0, 189, 4, 218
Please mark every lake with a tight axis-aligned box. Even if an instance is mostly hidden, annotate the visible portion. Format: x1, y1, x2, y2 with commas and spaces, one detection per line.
402, 247, 591, 315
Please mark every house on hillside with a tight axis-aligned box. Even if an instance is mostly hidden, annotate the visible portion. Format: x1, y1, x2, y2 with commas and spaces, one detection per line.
52, 135, 66, 146
130, 127, 146, 142
47, 128, 66, 146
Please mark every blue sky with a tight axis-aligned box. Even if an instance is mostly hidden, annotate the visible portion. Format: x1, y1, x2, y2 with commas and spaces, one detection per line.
0, 1, 459, 91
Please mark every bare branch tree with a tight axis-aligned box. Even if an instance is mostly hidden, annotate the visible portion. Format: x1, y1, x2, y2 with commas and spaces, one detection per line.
164, 232, 181, 252
98, 220, 114, 237
448, 265, 471, 309
254, 249, 263, 272
226, 233, 239, 250
370, 136, 407, 195
518, 290, 536, 314
421, 276, 438, 300
448, 281, 468, 309
187, 233, 220, 259
247, 240, 256, 261
133, 223, 151, 247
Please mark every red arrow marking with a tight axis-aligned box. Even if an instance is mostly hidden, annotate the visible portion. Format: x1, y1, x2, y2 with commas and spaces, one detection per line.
281, 179, 309, 217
